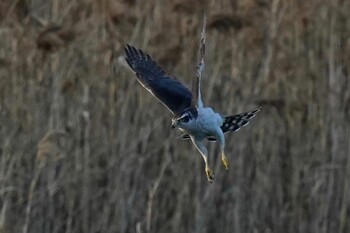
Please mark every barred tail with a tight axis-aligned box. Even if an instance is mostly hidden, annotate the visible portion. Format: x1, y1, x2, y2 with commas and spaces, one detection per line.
221, 107, 261, 133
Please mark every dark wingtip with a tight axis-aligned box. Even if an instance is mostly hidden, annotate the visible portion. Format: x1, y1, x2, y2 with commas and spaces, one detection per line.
125, 44, 136, 56
125, 44, 130, 51
138, 48, 147, 59
125, 57, 132, 68
124, 44, 131, 57
126, 43, 132, 50
124, 44, 136, 69
125, 44, 154, 63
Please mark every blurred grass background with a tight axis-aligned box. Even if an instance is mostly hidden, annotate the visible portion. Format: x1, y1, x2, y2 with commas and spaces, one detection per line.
0, 0, 350, 232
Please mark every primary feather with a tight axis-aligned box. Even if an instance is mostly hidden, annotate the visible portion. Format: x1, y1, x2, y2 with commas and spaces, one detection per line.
124, 44, 192, 115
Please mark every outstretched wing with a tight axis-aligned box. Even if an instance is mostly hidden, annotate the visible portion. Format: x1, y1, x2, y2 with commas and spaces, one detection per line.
220, 108, 261, 133
191, 15, 206, 109
125, 45, 192, 115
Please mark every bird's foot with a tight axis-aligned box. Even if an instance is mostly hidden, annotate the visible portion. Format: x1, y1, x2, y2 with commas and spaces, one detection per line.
221, 155, 229, 170
205, 166, 214, 183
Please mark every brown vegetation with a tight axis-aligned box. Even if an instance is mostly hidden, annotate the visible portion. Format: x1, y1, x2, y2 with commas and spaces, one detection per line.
0, 0, 349, 232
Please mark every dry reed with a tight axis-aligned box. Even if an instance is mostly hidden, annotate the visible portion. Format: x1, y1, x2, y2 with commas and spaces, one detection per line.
0, 0, 349, 233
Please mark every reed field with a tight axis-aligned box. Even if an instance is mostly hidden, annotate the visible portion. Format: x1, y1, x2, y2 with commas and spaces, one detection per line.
0, 0, 349, 232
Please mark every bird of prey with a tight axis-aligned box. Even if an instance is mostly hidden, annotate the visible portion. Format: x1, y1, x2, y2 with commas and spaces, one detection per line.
124, 17, 260, 183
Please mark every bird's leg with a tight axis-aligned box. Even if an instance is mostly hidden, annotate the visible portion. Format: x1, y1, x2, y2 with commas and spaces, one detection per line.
221, 149, 229, 171
217, 130, 229, 170
191, 137, 214, 182
205, 160, 214, 183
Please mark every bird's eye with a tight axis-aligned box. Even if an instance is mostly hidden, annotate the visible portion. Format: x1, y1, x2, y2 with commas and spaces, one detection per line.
182, 116, 190, 123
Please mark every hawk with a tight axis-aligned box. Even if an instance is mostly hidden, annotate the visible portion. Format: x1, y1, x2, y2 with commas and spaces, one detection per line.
124, 17, 260, 182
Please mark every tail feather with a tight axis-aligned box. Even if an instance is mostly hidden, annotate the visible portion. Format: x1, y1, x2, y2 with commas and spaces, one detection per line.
221, 107, 261, 133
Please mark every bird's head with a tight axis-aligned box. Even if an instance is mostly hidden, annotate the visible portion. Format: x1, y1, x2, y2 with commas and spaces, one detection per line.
171, 109, 197, 129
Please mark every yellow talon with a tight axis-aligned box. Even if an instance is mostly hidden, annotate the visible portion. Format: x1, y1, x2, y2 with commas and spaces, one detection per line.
205, 167, 214, 183
221, 155, 229, 170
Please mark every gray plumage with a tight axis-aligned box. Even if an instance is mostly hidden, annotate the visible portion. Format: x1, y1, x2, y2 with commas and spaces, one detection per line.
124, 19, 260, 183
